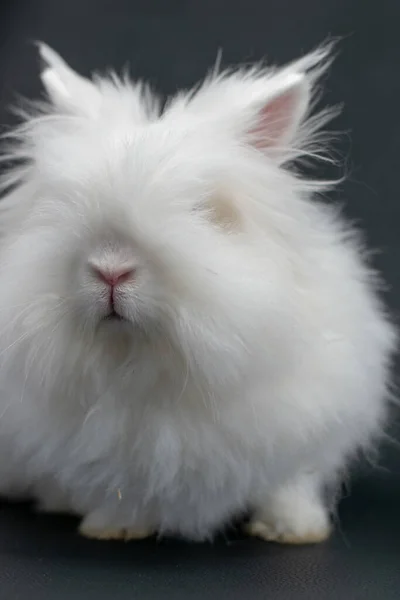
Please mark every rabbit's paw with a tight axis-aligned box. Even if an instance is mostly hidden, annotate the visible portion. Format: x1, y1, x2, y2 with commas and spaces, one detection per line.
79, 512, 153, 541
246, 475, 331, 545
245, 516, 331, 544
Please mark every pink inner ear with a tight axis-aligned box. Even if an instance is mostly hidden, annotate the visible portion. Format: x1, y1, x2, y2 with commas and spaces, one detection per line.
250, 90, 298, 150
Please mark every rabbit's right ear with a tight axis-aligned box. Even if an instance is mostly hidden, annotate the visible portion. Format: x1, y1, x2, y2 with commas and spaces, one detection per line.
38, 43, 101, 117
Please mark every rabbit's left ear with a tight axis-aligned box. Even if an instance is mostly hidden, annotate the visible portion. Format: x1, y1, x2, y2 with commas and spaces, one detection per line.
245, 72, 309, 152
184, 44, 333, 163
234, 46, 334, 160
38, 43, 101, 117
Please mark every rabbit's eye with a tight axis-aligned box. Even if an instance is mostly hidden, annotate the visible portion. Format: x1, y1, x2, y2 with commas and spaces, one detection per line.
195, 194, 242, 233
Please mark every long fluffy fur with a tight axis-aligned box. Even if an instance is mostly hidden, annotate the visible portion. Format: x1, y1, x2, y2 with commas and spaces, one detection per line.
0, 43, 396, 541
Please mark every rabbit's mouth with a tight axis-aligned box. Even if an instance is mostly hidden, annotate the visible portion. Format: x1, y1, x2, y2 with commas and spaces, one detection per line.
104, 310, 125, 322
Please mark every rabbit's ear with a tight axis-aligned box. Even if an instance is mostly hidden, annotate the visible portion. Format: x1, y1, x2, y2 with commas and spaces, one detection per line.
233, 46, 334, 162
244, 72, 310, 153
38, 43, 101, 117
184, 44, 334, 163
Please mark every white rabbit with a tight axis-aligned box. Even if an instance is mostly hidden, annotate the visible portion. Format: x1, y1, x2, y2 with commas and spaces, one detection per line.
0, 42, 395, 544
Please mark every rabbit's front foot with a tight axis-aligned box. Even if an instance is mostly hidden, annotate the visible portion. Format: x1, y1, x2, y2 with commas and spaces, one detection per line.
245, 473, 331, 545
79, 511, 154, 541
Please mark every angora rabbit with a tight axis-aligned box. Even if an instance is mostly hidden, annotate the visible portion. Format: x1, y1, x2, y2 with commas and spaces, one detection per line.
0, 42, 396, 544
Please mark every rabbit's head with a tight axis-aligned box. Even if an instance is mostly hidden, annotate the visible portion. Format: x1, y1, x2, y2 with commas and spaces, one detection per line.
0, 44, 334, 384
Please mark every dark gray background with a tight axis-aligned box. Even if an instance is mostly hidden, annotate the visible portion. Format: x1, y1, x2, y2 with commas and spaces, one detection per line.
0, 1, 399, 598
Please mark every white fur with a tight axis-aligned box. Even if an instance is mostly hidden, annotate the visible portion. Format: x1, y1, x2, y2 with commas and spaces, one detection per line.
0, 43, 396, 542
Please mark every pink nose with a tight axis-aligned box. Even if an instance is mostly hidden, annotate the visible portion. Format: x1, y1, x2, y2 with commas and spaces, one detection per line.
93, 267, 135, 287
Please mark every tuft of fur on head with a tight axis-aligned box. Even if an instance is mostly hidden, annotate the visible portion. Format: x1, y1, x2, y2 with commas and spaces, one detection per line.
166, 42, 340, 169
0, 41, 339, 191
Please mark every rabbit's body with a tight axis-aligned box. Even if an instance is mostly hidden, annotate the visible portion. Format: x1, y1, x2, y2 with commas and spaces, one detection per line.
0, 44, 395, 542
